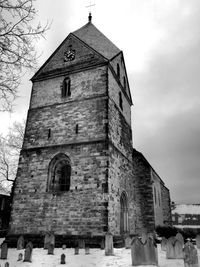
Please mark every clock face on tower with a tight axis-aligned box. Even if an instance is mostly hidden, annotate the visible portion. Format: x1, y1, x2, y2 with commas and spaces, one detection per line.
64, 47, 76, 62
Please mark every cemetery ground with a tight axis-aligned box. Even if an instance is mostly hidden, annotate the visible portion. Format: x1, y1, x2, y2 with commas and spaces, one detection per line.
0, 238, 198, 267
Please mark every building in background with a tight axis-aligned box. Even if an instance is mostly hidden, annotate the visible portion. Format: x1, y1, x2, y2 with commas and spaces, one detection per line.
172, 203, 200, 229
6, 14, 171, 246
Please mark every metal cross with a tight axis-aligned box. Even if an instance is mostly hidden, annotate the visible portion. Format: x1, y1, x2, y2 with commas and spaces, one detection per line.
85, 0, 95, 13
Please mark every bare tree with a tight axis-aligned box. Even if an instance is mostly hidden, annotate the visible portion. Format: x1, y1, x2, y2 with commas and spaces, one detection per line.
0, 120, 25, 192
0, 0, 49, 111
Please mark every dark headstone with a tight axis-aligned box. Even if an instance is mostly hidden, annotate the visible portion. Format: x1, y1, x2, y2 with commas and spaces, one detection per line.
23, 242, 33, 262
78, 239, 85, 249
48, 244, 54, 255
184, 241, 199, 267
131, 237, 158, 266
0, 243, 8, 260
60, 254, 66, 264
74, 247, 79, 255
100, 238, 105, 250
4, 263, 9, 267
17, 253, 23, 261
105, 233, 114, 256
85, 246, 90, 255
44, 233, 55, 250
62, 244, 66, 250
17, 235, 24, 250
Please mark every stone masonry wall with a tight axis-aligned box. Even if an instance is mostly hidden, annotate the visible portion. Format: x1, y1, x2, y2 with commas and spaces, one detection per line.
10, 142, 109, 236
30, 66, 107, 109
108, 145, 136, 235
24, 97, 107, 149
161, 183, 172, 225
9, 64, 110, 237
107, 64, 134, 235
132, 150, 155, 234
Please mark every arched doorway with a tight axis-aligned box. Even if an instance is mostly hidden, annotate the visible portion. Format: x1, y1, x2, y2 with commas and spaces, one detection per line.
48, 153, 71, 192
120, 192, 129, 234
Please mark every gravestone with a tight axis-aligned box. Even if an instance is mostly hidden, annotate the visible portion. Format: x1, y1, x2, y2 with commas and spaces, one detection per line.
74, 247, 79, 255
105, 233, 114, 256
4, 263, 9, 267
85, 246, 90, 255
166, 236, 176, 259
62, 244, 66, 250
0, 243, 8, 259
176, 233, 184, 246
166, 237, 184, 259
60, 254, 66, 264
17, 235, 24, 250
23, 242, 33, 262
78, 239, 85, 249
161, 237, 167, 251
184, 241, 199, 267
44, 233, 55, 249
196, 235, 200, 249
174, 239, 184, 259
100, 238, 105, 250
125, 236, 132, 249
48, 244, 54, 255
17, 253, 23, 261
131, 237, 158, 266
144, 237, 158, 265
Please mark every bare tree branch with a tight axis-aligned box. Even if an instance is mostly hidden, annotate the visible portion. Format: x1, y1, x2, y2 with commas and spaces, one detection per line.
0, 0, 50, 111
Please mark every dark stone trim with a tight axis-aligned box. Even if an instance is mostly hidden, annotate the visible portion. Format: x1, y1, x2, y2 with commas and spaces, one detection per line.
32, 61, 108, 82
22, 139, 108, 153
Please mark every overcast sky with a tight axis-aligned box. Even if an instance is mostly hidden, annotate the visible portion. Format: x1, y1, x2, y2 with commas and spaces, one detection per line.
1, 0, 200, 204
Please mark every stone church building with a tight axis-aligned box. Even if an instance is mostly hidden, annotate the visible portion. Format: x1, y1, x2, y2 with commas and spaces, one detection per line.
6, 15, 171, 246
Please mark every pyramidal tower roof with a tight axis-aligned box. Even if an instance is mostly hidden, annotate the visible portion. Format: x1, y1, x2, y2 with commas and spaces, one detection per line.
72, 20, 121, 60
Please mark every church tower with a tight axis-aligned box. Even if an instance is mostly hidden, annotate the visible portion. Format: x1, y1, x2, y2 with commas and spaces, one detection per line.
7, 15, 171, 246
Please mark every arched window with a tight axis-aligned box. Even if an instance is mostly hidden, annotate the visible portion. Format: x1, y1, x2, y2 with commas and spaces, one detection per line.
48, 153, 71, 192
119, 92, 123, 110
120, 192, 129, 234
62, 77, 71, 97
117, 63, 120, 79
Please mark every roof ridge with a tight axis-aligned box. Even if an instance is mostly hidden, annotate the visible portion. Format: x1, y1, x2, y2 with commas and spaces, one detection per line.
72, 22, 120, 60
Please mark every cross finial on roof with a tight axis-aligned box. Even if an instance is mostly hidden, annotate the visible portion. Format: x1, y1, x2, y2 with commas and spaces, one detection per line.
85, 1, 95, 22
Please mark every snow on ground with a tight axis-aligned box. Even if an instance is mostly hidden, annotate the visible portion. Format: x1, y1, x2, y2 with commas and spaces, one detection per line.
0, 244, 191, 267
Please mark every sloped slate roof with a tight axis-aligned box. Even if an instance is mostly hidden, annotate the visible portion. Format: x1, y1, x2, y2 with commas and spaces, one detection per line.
72, 22, 121, 60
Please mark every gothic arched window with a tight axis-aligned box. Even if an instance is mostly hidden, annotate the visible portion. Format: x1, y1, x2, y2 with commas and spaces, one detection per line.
48, 153, 71, 192
120, 191, 129, 234
62, 77, 71, 97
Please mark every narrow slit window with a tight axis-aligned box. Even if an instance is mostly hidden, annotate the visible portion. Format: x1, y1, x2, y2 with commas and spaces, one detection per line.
62, 77, 71, 97
117, 64, 120, 79
123, 76, 126, 90
75, 124, 78, 134
48, 129, 51, 139
119, 92, 123, 110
